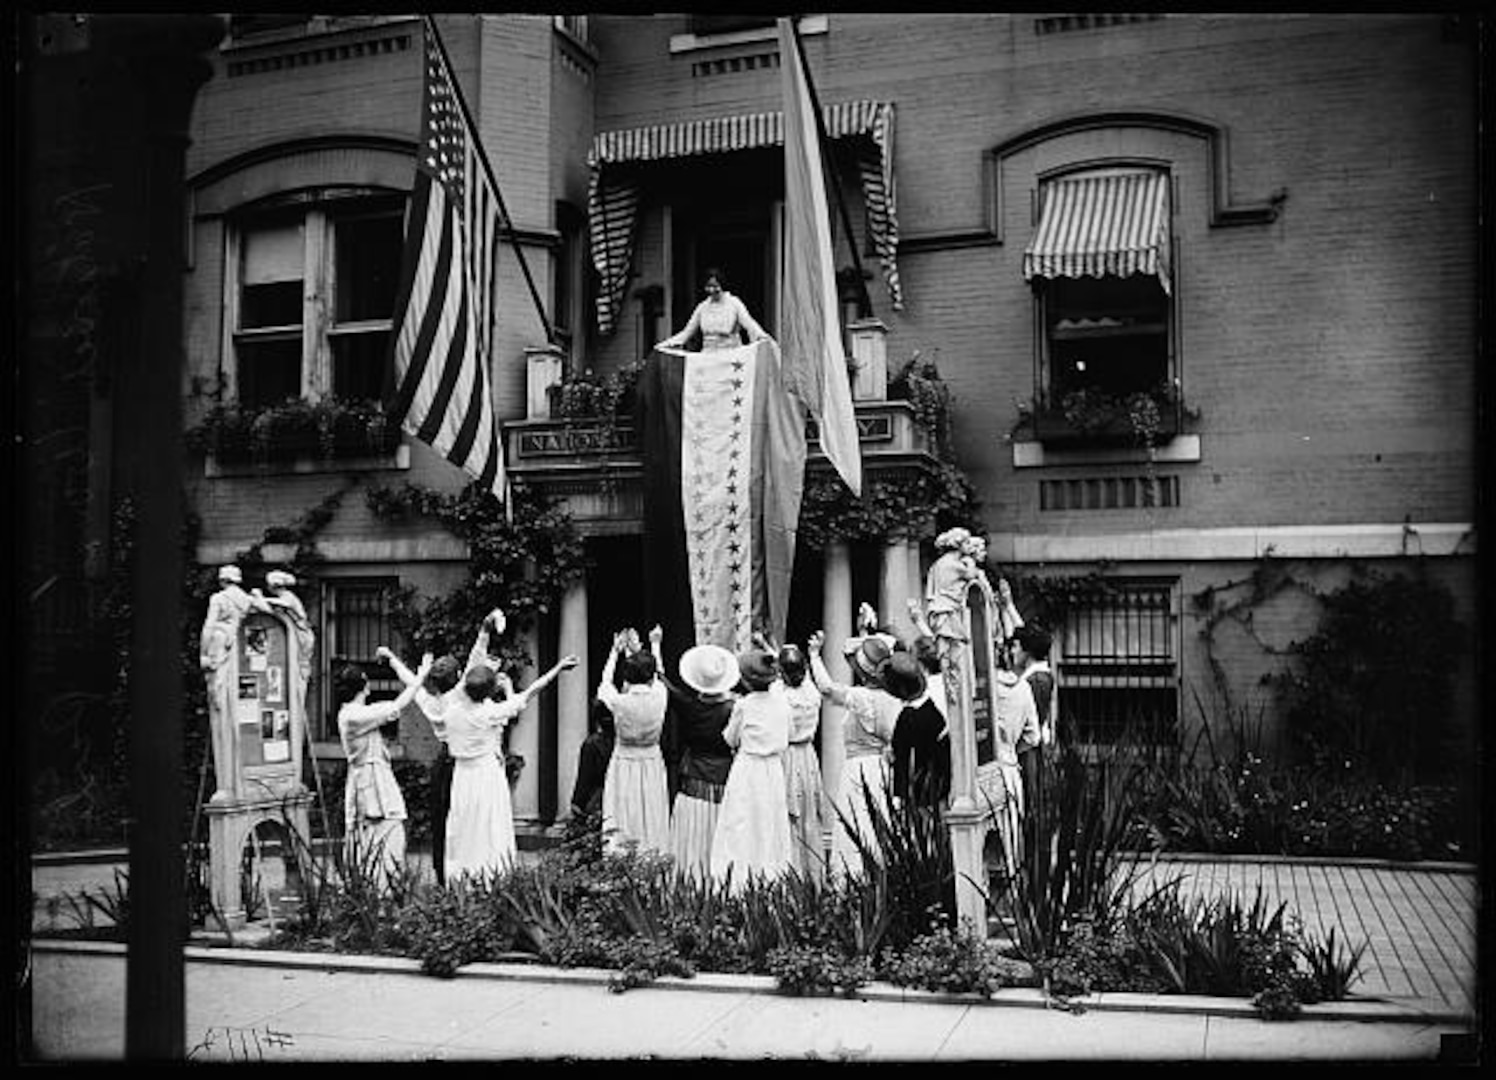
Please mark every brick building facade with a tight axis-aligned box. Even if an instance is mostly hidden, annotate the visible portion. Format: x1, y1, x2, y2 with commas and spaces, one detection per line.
162, 14, 1478, 833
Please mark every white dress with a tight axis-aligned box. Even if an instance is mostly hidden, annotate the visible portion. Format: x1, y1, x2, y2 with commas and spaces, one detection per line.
709, 684, 792, 890
781, 677, 827, 878
338, 698, 408, 885
439, 688, 527, 882
826, 684, 903, 877
597, 672, 670, 855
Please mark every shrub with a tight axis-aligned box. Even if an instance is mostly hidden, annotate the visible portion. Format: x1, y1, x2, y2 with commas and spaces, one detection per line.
881, 922, 1034, 997
767, 944, 873, 997
1298, 927, 1369, 1002
998, 733, 1149, 976
1125, 882, 1322, 1017
1271, 568, 1466, 784
1041, 914, 1168, 997
400, 877, 516, 978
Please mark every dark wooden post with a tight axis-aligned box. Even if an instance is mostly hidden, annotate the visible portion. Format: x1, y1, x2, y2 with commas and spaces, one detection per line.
74, 13, 226, 1061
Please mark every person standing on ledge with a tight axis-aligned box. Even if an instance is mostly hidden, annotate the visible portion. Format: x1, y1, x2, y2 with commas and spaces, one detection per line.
656, 267, 771, 352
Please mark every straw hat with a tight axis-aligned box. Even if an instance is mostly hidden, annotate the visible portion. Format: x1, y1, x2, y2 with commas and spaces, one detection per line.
881, 651, 927, 703
847, 635, 893, 683
218, 564, 242, 584
265, 569, 296, 588
679, 644, 740, 696
736, 648, 778, 692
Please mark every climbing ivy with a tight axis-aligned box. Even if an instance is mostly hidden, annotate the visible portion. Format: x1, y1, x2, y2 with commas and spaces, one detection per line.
797, 458, 980, 552
364, 479, 589, 674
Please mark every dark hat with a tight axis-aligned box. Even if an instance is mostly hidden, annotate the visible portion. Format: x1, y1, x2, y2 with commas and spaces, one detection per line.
736, 648, 778, 692
1012, 623, 1052, 660
882, 651, 927, 702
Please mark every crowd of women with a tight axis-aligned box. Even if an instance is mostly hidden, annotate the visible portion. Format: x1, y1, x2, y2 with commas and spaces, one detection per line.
334, 525, 1057, 895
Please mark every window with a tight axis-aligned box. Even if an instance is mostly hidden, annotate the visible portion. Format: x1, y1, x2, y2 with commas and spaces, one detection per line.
1025, 167, 1177, 441
317, 578, 401, 743
1054, 578, 1179, 744
229, 192, 406, 411
1043, 275, 1170, 403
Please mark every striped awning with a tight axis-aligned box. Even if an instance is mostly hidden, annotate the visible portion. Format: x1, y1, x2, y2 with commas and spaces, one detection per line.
588, 100, 902, 336
1023, 170, 1172, 294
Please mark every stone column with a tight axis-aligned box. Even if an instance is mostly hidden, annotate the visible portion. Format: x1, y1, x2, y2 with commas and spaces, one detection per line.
555, 575, 590, 825
879, 535, 920, 641
508, 620, 541, 823
820, 540, 853, 860
848, 318, 888, 402
526, 343, 566, 419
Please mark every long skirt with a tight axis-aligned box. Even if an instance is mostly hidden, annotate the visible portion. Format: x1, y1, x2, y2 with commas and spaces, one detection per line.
668, 780, 724, 879
602, 743, 671, 856
710, 752, 792, 891
782, 740, 826, 881
977, 760, 1024, 879
444, 753, 516, 883
830, 754, 890, 878
346, 817, 406, 891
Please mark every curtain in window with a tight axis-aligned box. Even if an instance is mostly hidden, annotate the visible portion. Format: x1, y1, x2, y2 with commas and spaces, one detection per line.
587, 100, 903, 336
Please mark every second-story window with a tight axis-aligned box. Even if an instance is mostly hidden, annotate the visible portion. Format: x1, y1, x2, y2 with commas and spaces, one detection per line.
229, 191, 406, 409
1024, 167, 1177, 440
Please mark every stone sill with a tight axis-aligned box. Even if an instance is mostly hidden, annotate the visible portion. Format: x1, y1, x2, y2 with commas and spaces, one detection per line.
1012, 434, 1200, 468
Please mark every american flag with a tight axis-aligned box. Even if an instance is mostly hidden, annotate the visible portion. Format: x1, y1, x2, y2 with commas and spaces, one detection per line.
386, 17, 504, 498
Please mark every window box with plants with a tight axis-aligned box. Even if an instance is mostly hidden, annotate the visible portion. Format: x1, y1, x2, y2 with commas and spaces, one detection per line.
1019, 382, 1192, 449
187, 396, 404, 464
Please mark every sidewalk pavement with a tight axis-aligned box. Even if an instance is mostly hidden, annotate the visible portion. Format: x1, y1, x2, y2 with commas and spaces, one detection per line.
24, 941, 1476, 1062
25, 850, 1482, 1062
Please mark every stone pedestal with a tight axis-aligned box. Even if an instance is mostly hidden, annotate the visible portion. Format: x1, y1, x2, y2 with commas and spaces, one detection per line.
945, 802, 990, 936
526, 344, 566, 419
848, 318, 888, 402
204, 789, 312, 930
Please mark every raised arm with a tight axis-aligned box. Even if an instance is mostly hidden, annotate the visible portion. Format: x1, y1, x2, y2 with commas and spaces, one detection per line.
376, 645, 426, 689
905, 597, 935, 640
597, 632, 625, 707
464, 607, 506, 674
648, 625, 665, 679
514, 654, 580, 710
806, 630, 854, 707
340, 654, 433, 735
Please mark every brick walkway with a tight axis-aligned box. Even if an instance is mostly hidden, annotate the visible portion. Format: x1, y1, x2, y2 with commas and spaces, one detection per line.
1125, 856, 1476, 1018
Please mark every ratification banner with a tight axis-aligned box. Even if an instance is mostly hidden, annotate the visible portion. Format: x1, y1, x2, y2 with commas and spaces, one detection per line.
638, 340, 805, 671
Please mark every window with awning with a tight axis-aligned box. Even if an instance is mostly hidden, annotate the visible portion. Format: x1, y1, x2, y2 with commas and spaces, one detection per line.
587, 100, 902, 336
1024, 167, 1177, 445
1023, 168, 1172, 294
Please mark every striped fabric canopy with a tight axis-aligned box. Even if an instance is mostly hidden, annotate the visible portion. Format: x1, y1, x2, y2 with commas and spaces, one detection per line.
588, 100, 902, 336
1023, 170, 1172, 295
